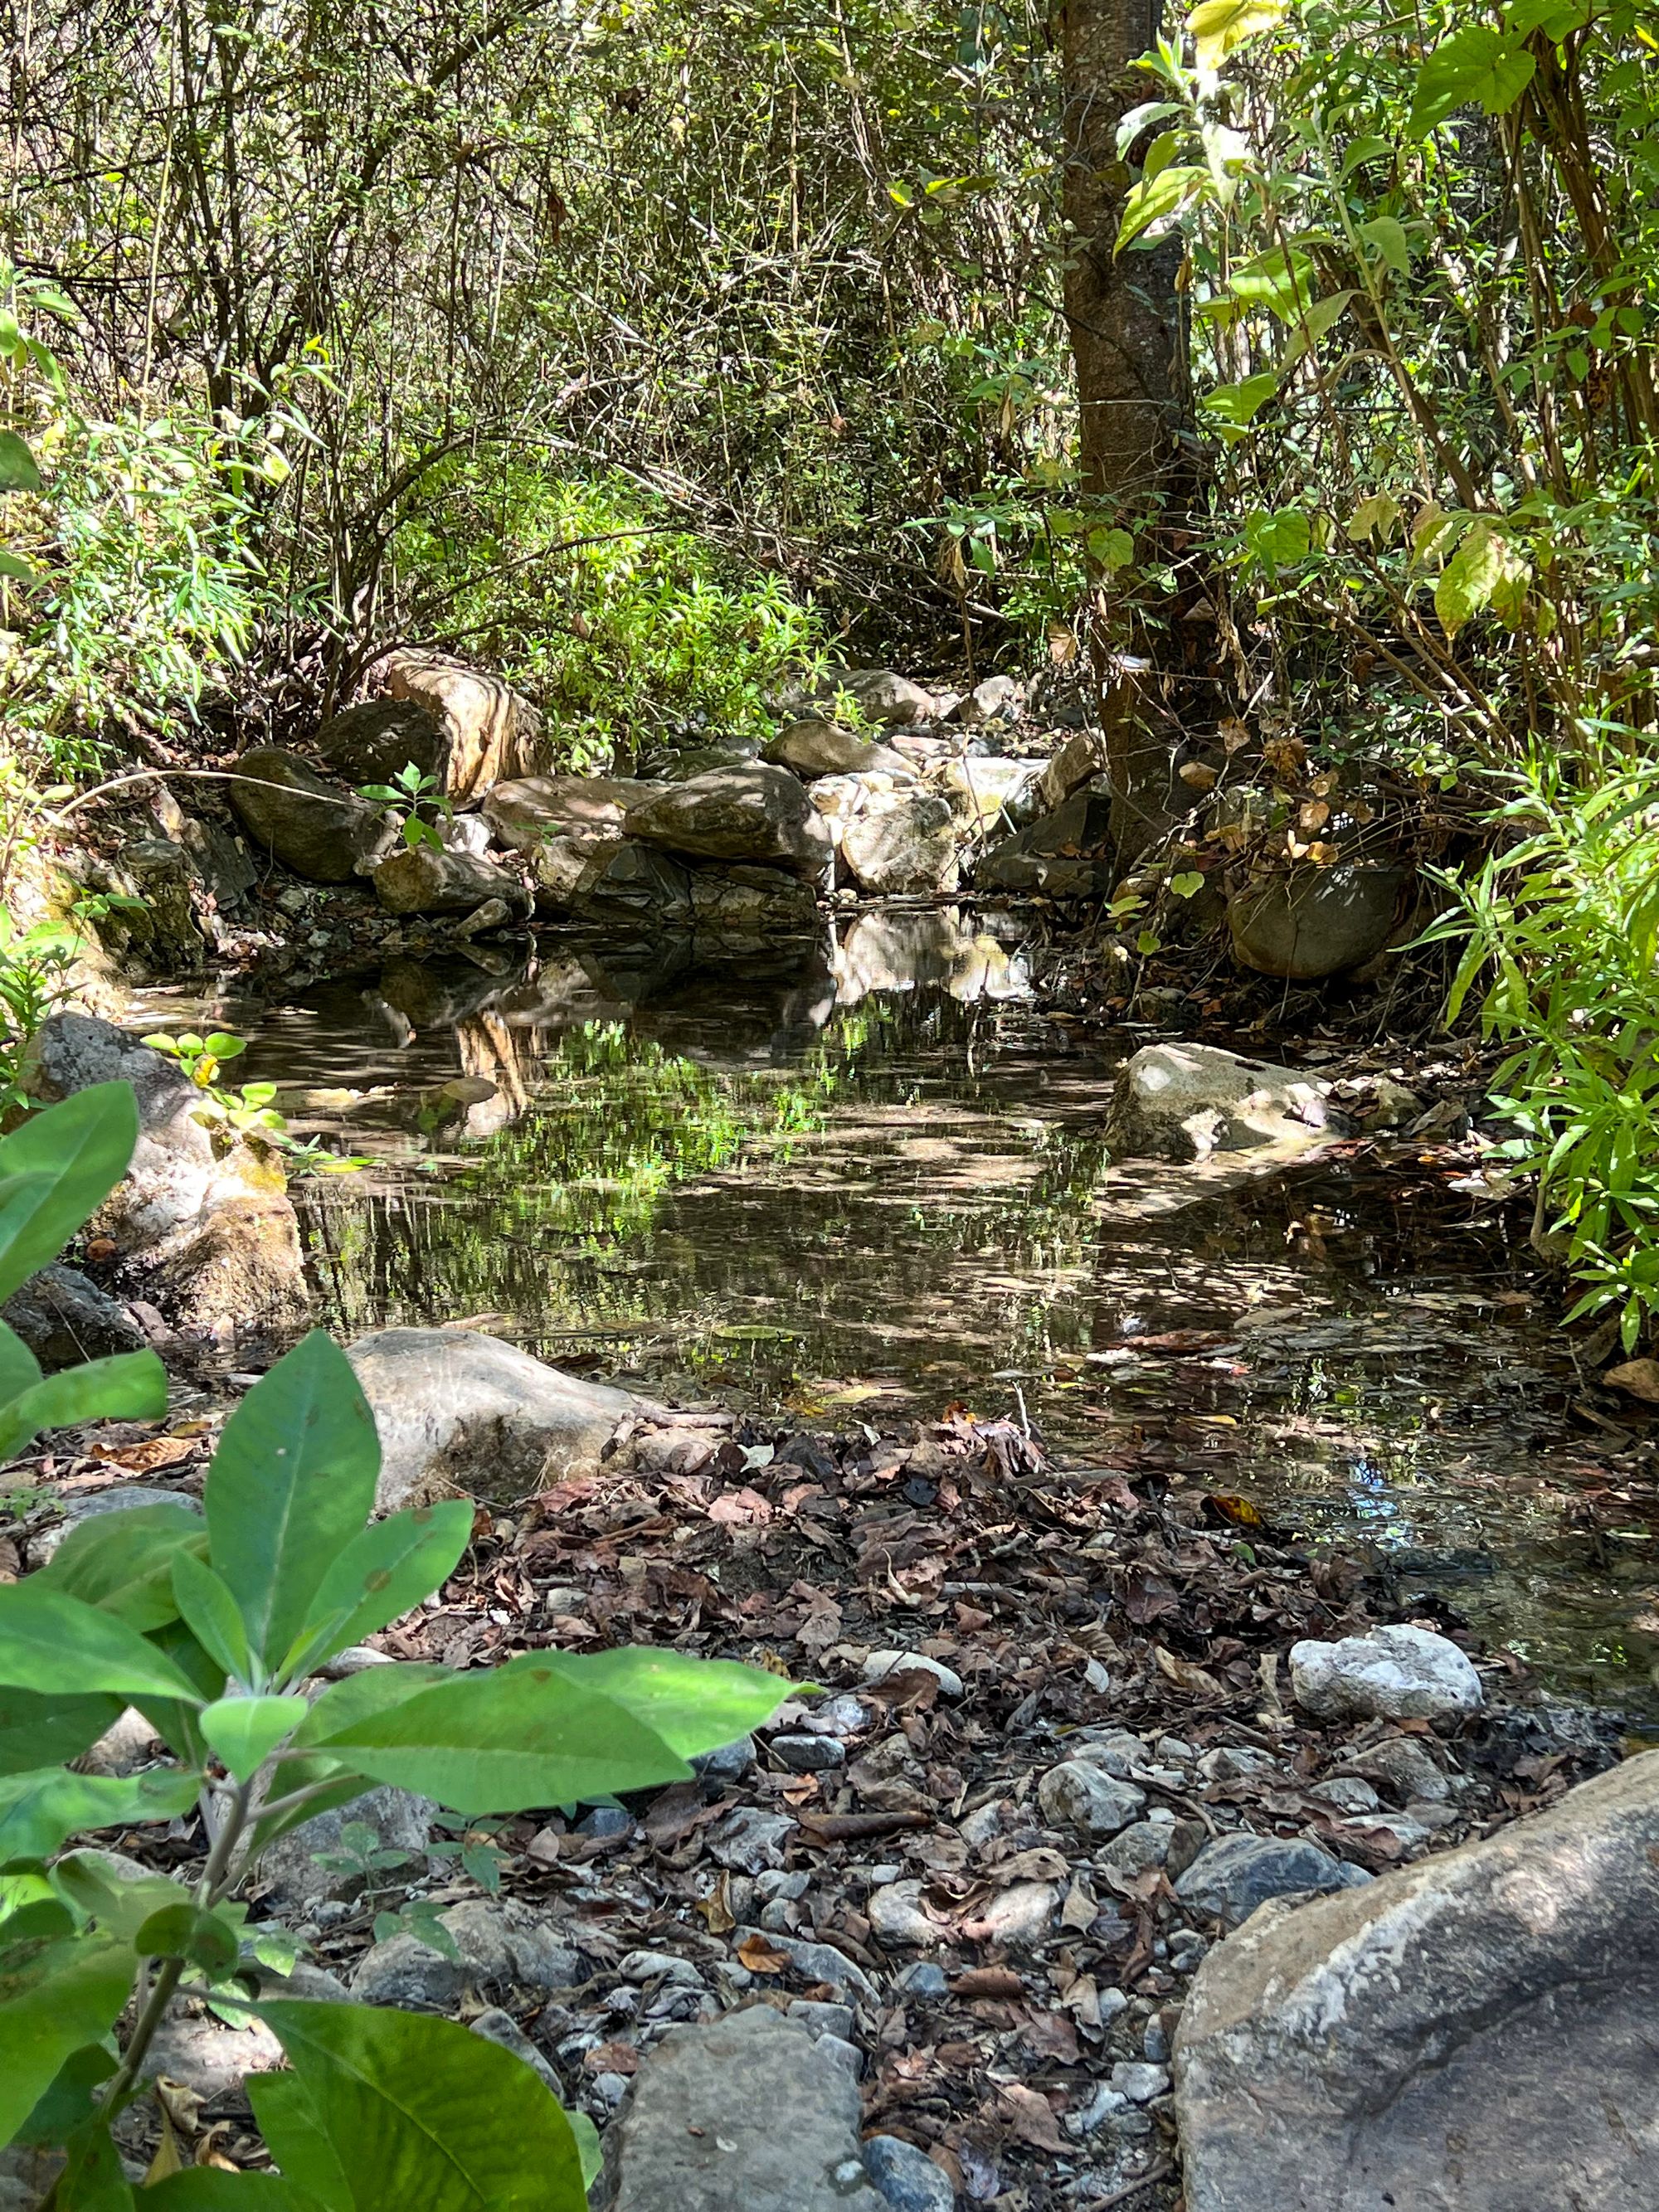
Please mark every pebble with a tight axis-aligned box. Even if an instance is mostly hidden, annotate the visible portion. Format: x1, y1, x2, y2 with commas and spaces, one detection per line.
972, 1880, 1057, 1950
754, 1869, 810, 1903
1338, 1736, 1454, 1806
708, 1806, 796, 1873
788, 2000, 855, 2042
1038, 1762, 1146, 1836
732, 1927, 878, 2001
1142, 2020, 1170, 2063
893, 1961, 949, 1999
619, 1950, 703, 1986
860, 1650, 965, 1699
577, 1806, 632, 1839
1110, 2061, 1170, 2104
692, 1734, 756, 1782
1096, 1820, 1175, 1877
1196, 1743, 1275, 1782
1310, 1775, 1382, 1816
1067, 2083, 1131, 2138
864, 2133, 956, 2212
1068, 1728, 1146, 1778
1289, 1624, 1483, 1723
867, 1880, 941, 1947
771, 1733, 846, 1772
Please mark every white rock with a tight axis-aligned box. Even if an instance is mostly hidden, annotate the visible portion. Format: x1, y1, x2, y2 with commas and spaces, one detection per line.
859, 1650, 964, 1699
1037, 1762, 1146, 1836
866, 1880, 943, 1947
1289, 1624, 1483, 1723
1107, 1042, 1334, 1163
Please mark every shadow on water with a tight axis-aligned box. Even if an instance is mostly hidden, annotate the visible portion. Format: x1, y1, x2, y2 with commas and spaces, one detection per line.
206, 907, 1659, 1715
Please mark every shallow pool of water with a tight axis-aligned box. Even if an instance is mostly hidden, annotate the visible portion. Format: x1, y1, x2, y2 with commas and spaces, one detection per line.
144, 907, 1659, 1714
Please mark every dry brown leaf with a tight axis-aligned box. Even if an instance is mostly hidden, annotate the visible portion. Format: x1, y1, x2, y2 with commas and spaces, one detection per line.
1019, 2008, 1082, 2064
582, 2041, 640, 2076
737, 1933, 791, 1975
1177, 761, 1217, 790
1606, 1359, 1659, 1403
98, 1433, 197, 1474
998, 2083, 1068, 2152
1155, 1645, 1225, 1699
951, 1966, 1024, 2000
1219, 717, 1251, 754
696, 1873, 737, 1935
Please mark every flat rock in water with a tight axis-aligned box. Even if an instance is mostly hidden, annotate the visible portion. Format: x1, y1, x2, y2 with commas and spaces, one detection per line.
226, 746, 398, 882
688, 863, 819, 938
625, 763, 835, 879
591, 2005, 888, 2212
347, 1326, 644, 1508
1290, 1623, 1484, 1723
1174, 1749, 1659, 2211
1106, 1041, 1333, 1163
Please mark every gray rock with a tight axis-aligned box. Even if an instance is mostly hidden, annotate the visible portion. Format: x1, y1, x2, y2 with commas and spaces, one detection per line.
251, 1787, 436, 1913
141, 2010, 285, 2105
314, 696, 444, 786
788, 1999, 855, 2042
482, 774, 668, 848
1097, 1820, 1177, 1878
1069, 1728, 1148, 1778
106, 839, 207, 972
31, 1485, 200, 1566
1228, 863, 1410, 982
892, 1960, 949, 1998
2, 1263, 144, 1371
1034, 729, 1111, 811
1195, 1744, 1276, 1783
866, 1881, 942, 1947
346, 1326, 642, 1509
732, 1927, 878, 2002
1335, 1735, 1454, 1806
0, 2145, 65, 2210
937, 755, 1043, 831
591, 2004, 888, 2212
226, 746, 398, 882
625, 763, 835, 880
78, 1704, 168, 1777
840, 792, 960, 896
528, 829, 613, 915
708, 1807, 796, 1874
688, 863, 820, 939
570, 839, 695, 927
765, 721, 912, 780
469, 2006, 564, 2093
620, 1950, 703, 1986
1175, 1834, 1370, 1930
691, 1735, 756, 1782
1110, 2061, 1170, 2104
864, 2133, 955, 2212
968, 1881, 1058, 1951
1107, 1041, 1333, 1164
859, 1650, 964, 1699
1307, 1776, 1381, 1816
1037, 1762, 1146, 1836
771, 1733, 846, 1773
1289, 1624, 1483, 1723
971, 785, 1115, 897
372, 843, 526, 917
351, 1898, 580, 2009
816, 669, 939, 728
1174, 1749, 1659, 2212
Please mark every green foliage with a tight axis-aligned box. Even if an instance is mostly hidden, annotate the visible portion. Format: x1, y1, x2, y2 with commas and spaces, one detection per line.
140, 1030, 364, 1176
355, 766, 453, 853
0, 1252, 790, 2199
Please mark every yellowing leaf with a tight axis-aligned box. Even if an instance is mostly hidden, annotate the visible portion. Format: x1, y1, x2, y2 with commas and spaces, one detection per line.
1348, 492, 1401, 543
1435, 519, 1530, 636
1189, 0, 1289, 72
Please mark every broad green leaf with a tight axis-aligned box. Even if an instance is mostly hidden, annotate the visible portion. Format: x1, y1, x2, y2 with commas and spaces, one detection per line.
1348, 492, 1402, 543
0, 1767, 199, 1864
567, 2111, 601, 2192
1360, 215, 1412, 276
206, 1332, 381, 1672
37, 1505, 208, 1634
0, 430, 43, 494
172, 1553, 255, 1686
1116, 164, 1209, 253
1436, 518, 1531, 635
0, 1321, 40, 1405
279, 1504, 473, 1684
1408, 25, 1535, 138
1226, 246, 1315, 319
249, 1665, 451, 1854
0, 551, 38, 584
49, 2113, 135, 2210
0, 1927, 134, 2144
255, 2000, 588, 2212
134, 1900, 241, 1975
0, 1349, 170, 1461
132, 1621, 226, 1768
200, 1695, 308, 1783
1505, 0, 1590, 35
1170, 871, 1205, 897
53, 1852, 194, 1943
0, 1086, 139, 1301
522, 1649, 791, 1758
1189, 0, 1287, 70
1202, 372, 1279, 431
0, 1689, 122, 1777
245, 2071, 356, 2210
0, 1584, 209, 1704
304, 1662, 694, 1813
1243, 505, 1311, 568
141, 2174, 325, 2209
12, 2040, 117, 2146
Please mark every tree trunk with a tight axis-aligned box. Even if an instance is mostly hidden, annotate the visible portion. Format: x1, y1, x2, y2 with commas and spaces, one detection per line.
1061, 0, 1197, 867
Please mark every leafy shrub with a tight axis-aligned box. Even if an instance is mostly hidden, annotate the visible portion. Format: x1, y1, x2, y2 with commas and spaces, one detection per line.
0, 1082, 790, 2203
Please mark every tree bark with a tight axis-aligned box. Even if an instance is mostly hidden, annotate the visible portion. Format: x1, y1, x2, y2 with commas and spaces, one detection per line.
1061, 0, 1197, 865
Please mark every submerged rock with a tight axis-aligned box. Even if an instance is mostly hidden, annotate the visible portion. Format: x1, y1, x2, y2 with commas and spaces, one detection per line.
1289, 1624, 1483, 1723
1174, 1750, 1659, 2211
385, 652, 549, 804
591, 2005, 888, 2212
372, 843, 526, 917
346, 1325, 643, 1508
1106, 1042, 1333, 1163
625, 763, 835, 880
1228, 863, 1411, 980
227, 746, 398, 882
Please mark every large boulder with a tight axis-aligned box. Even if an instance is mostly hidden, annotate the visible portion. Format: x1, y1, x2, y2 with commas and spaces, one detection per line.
690, 866, 820, 938
384, 653, 550, 804
814, 668, 940, 728
591, 2005, 888, 2212
1228, 863, 1411, 981
482, 775, 668, 850
1106, 1043, 1334, 1163
625, 764, 834, 881
1174, 1750, 1659, 2212
227, 747, 397, 883
314, 697, 444, 787
253, 1787, 436, 1915
971, 785, 1115, 897
937, 755, 1044, 831
764, 720, 912, 780
839, 791, 959, 896
346, 1327, 644, 1509
570, 840, 696, 928
1035, 729, 1111, 813
2, 1263, 144, 1370
372, 844, 527, 918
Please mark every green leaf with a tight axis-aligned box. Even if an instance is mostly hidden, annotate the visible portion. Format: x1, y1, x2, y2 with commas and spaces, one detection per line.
0, 430, 43, 494
1170, 871, 1205, 897
0, 1583, 211, 1704
245, 2071, 354, 2210
206, 1332, 381, 1674
523, 1649, 791, 1759
1116, 164, 1209, 253
1435, 518, 1531, 635
0, 1927, 134, 2144
0, 1348, 170, 1461
134, 1900, 241, 1976
141, 2175, 325, 2209
131, 1621, 226, 1769
1189, 0, 1287, 70
51, 2113, 135, 2210
200, 1695, 308, 1783
279, 1504, 474, 1683
0, 1689, 123, 1778
302, 1660, 696, 1814
1243, 505, 1312, 569
0, 552, 38, 584
37, 1505, 208, 1634
1348, 492, 1402, 543
1360, 215, 1412, 276
1201, 372, 1280, 431
171, 1553, 255, 1686
1408, 25, 1536, 138
1226, 246, 1316, 319
12, 2040, 118, 2146
52, 1851, 194, 1943
254, 2000, 588, 2211
0, 1087, 139, 1301
0, 1767, 200, 1865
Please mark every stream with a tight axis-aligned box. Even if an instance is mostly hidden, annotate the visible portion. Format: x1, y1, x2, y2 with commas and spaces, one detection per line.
140, 906, 1659, 1719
